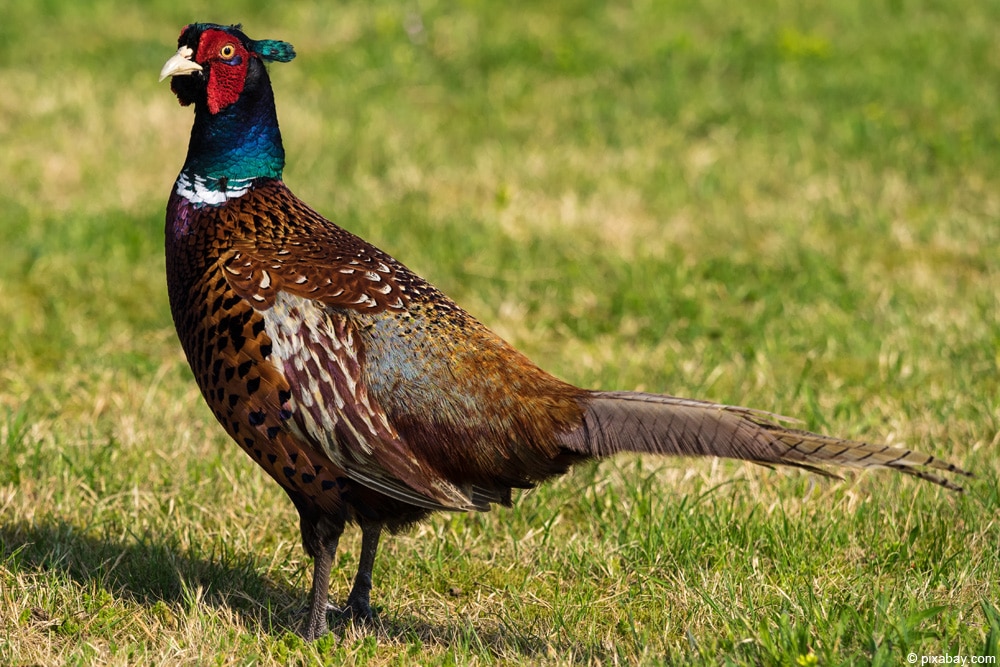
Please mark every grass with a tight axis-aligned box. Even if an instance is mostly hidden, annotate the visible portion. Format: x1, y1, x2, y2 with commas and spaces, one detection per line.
1, 0, 998, 663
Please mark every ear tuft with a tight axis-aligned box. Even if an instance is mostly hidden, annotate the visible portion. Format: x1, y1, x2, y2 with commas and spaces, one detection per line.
252, 39, 296, 63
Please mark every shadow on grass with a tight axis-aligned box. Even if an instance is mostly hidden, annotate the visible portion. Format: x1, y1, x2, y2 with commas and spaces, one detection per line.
325, 611, 622, 663
0, 517, 613, 661
326, 613, 573, 661
0, 517, 303, 634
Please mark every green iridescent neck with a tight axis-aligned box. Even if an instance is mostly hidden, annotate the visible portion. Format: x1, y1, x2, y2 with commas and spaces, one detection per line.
177, 66, 285, 204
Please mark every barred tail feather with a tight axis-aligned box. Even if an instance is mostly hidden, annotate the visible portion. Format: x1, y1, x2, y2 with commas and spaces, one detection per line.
558, 391, 972, 491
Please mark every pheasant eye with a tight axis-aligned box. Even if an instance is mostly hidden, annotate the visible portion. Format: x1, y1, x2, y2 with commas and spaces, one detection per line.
220, 44, 236, 59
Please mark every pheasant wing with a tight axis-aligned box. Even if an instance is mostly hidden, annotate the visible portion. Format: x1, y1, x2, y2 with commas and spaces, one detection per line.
217, 183, 482, 510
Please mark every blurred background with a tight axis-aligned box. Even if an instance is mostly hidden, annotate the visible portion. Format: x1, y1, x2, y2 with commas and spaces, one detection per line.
2, 1, 998, 405
0, 0, 997, 663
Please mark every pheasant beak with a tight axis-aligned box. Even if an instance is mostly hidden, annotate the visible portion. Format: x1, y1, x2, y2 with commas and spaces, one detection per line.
159, 46, 202, 82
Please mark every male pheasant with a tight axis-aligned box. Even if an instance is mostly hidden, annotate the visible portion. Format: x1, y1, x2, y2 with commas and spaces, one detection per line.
160, 23, 971, 640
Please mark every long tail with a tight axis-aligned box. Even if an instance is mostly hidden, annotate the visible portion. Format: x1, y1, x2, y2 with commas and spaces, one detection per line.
557, 391, 972, 491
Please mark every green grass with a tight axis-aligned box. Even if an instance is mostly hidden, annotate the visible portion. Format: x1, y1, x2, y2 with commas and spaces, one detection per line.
1, 0, 999, 664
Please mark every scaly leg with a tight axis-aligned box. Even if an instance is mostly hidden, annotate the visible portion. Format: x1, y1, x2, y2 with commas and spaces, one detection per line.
343, 517, 382, 621
299, 512, 345, 641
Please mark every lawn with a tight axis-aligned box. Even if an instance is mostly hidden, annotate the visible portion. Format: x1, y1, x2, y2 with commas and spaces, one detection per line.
1, 0, 998, 664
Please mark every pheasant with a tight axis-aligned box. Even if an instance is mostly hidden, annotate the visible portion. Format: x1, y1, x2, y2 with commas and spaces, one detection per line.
159, 23, 971, 640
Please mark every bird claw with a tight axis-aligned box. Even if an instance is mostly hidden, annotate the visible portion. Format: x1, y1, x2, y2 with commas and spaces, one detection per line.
329, 596, 374, 623
301, 611, 329, 642
302, 596, 374, 635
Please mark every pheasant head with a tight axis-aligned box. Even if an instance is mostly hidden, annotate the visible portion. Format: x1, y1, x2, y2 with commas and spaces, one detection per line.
160, 23, 296, 204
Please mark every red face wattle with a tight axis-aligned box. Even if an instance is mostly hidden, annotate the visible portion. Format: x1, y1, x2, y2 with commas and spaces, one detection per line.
164, 24, 294, 114
193, 29, 252, 115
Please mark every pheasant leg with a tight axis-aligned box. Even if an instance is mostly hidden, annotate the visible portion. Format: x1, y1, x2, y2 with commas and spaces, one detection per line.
343, 518, 382, 621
